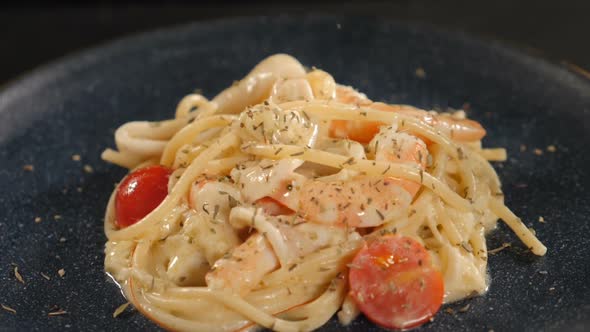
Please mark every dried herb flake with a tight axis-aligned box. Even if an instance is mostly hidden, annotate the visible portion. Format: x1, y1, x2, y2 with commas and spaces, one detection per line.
113, 302, 130, 318
14, 267, 24, 284
1, 304, 16, 314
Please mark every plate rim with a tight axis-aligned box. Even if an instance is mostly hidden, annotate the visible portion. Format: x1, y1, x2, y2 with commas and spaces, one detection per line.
1, 15, 589, 112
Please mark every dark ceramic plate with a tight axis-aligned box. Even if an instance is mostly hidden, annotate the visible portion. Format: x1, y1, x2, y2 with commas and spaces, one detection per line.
1, 16, 589, 332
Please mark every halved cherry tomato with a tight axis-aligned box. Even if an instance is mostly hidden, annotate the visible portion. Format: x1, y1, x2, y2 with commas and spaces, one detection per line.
255, 196, 295, 216
349, 235, 444, 330
115, 165, 172, 228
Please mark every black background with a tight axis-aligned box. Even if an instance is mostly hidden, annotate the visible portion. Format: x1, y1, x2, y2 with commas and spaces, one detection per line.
2, 0, 590, 86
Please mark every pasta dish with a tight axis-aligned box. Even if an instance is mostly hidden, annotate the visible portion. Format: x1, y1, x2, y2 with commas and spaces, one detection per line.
102, 54, 546, 331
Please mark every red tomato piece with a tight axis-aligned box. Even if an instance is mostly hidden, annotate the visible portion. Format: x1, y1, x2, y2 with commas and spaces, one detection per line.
255, 196, 295, 216
349, 235, 444, 330
115, 165, 172, 228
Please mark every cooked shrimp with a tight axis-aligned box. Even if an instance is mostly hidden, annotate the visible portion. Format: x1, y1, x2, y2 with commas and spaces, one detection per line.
294, 138, 367, 181
206, 232, 278, 295
371, 102, 486, 143
330, 85, 486, 143
231, 159, 307, 211
333, 85, 372, 106
298, 176, 413, 228
206, 208, 348, 295
368, 123, 428, 197
233, 136, 371, 215
235, 102, 318, 147
299, 125, 428, 227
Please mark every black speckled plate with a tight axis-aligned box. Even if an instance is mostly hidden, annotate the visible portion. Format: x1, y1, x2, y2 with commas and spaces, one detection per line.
1, 16, 589, 332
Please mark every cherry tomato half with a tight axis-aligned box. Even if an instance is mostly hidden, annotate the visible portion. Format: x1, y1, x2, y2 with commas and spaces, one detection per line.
349, 235, 444, 330
115, 165, 172, 228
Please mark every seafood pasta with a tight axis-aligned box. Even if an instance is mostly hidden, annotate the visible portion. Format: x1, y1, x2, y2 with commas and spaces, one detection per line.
102, 54, 546, 331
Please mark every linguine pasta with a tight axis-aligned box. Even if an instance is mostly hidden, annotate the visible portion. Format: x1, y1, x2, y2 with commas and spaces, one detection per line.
102, 54, 546, 331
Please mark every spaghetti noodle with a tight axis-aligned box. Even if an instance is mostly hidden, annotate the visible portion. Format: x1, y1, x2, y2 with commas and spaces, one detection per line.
102, 54, 546, 331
